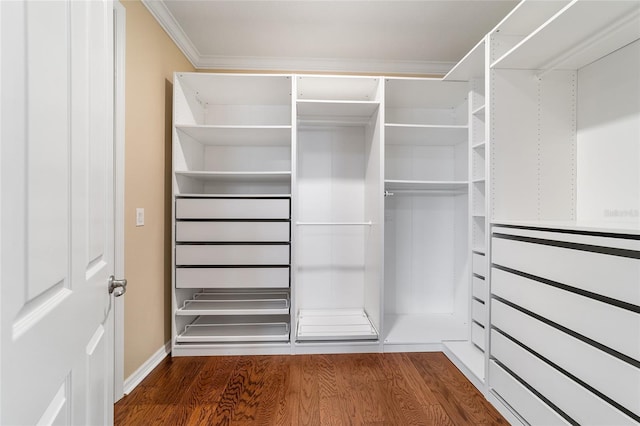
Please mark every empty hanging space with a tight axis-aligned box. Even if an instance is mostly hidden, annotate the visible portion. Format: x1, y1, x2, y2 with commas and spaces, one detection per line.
294, 76, 383, 343
173, 73, 293, 196
383, 78, 470, 349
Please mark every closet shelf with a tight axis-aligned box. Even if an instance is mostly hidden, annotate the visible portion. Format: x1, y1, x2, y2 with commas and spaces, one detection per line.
385, 180, 468, 192
443, 38, 486, 81
297, 100, 380, 125
472, 105, 486, 117
177, 291, 290, 316
175, 125, 292, 146
472, 141, 486, 150
491, 1, 640, 70
385, 123, 468, 146
175, 171, 291, 183
296, 309, 378, 341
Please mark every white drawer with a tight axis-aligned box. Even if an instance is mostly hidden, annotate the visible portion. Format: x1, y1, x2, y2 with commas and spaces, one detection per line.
471, 322, 485, 351
489, 360, 571, 426
491, 330, 637, 425
491, 231, 640, 306
492, 267, 640, 363
176, 267, 290, 289
472, 298, 486, 325
176, 221, 290, 242
472, 252, 486, 277
176, 198, 290, 220
176, 244, 290, 265
472, 275, 487, 302
492, 299, 640, 417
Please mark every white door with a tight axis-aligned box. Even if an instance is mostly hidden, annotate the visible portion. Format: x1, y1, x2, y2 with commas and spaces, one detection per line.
1, 1, 117, 425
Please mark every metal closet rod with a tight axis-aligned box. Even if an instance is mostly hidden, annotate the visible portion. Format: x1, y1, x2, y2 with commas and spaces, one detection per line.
384, 189, 466, 196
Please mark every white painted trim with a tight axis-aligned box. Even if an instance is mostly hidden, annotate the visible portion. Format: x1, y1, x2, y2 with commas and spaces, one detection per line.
196, 55, 455, 75
487, 390, 527, 426
113, 0, 126, 403
123, 341, 171, 395
140, 0, 199, 68
140, 0, 454, 75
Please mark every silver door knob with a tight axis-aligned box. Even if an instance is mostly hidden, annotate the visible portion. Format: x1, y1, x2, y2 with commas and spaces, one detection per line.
108, 275, 127, 297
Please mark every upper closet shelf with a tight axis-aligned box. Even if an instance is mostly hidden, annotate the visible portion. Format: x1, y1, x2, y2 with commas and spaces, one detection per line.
297, 100, 380, 125
443, 38, 486, 81
175, 171, 291, 182
385, 180, 468, 192
491, 0, 640, 70
176, 125, 292, 146
385, 124, 468, 146
472, 105, 486, 117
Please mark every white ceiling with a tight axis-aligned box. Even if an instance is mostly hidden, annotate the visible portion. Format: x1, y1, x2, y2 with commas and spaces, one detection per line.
143, 0, 519, 74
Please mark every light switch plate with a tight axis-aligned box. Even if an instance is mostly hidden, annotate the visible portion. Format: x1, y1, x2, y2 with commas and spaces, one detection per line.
136, 208, 144, 226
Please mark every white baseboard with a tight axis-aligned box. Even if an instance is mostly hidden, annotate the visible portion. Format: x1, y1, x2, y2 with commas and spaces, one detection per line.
123, 341, 171, 395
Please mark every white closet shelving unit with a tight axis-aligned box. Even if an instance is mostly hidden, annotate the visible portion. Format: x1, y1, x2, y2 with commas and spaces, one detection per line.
486, 0, 640, 424
172, 73, 294, 355
382, 78, 469, 351
294, 75, 384, 349
440, 37, 488, 389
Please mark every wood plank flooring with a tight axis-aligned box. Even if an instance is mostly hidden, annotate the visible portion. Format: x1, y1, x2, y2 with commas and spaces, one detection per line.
115, 352, 507, 425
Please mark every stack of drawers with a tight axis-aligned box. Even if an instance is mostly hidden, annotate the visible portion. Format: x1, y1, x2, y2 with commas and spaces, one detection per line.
490, 225, 640, 425
471, 251, 487, 351
174, 197, 292, 344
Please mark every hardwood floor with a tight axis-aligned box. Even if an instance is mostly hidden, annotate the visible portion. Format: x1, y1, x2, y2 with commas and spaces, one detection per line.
115, 352, 507, 425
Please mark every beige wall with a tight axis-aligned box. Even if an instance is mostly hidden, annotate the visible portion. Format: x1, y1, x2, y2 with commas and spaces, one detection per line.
122, 0, 194, 378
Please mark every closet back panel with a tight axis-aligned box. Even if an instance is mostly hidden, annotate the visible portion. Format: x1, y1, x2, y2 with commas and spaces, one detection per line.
386, 144, 467, 181
491, 69, 575, 222
577, 39, 640, 225
384, 195, 458, 314
296, 126, 367, 310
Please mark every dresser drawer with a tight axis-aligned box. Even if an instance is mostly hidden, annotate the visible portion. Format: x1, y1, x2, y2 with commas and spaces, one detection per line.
176, 198, 290, 220
491, 229, 640, 306
176, 221, 290, 242
471, 322, 485, 351
176, 267, 290, 289
472, 252, 486, 277
491, 330, 636, 425
472, 298, 486, 324
492, 299, 640, 417
472, 275, 487, 302
489, 361, 570, 426
176, 244, 290, 266
492, 266, 640, 363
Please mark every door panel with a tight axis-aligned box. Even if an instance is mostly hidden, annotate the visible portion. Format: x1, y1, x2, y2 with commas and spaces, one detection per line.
1, 1, 115, 425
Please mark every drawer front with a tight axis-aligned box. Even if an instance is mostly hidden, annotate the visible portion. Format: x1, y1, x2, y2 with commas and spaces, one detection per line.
491, 231, 640, 306
472, 252, 486, 277
472, 275, 487, 302
491, 330, 637, 425
176, 221, 290, 242
471, 298, 486, 324
492, 266, 640, 363
489, 361, 571, 426
176, 198, 290, 220
471, 322, 485, 351
176, 267, 290, 289
176, 244, 290, 266
492, 299, 640, 417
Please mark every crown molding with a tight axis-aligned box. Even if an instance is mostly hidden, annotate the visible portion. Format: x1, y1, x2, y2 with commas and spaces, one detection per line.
142, 0, 455, 76
196, 55, 455, 76
141, 0, 200, 68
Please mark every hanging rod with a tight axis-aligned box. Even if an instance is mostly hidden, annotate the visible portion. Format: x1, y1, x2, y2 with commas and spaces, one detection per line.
296, 221, 372, 226
384, 189, 466, 196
